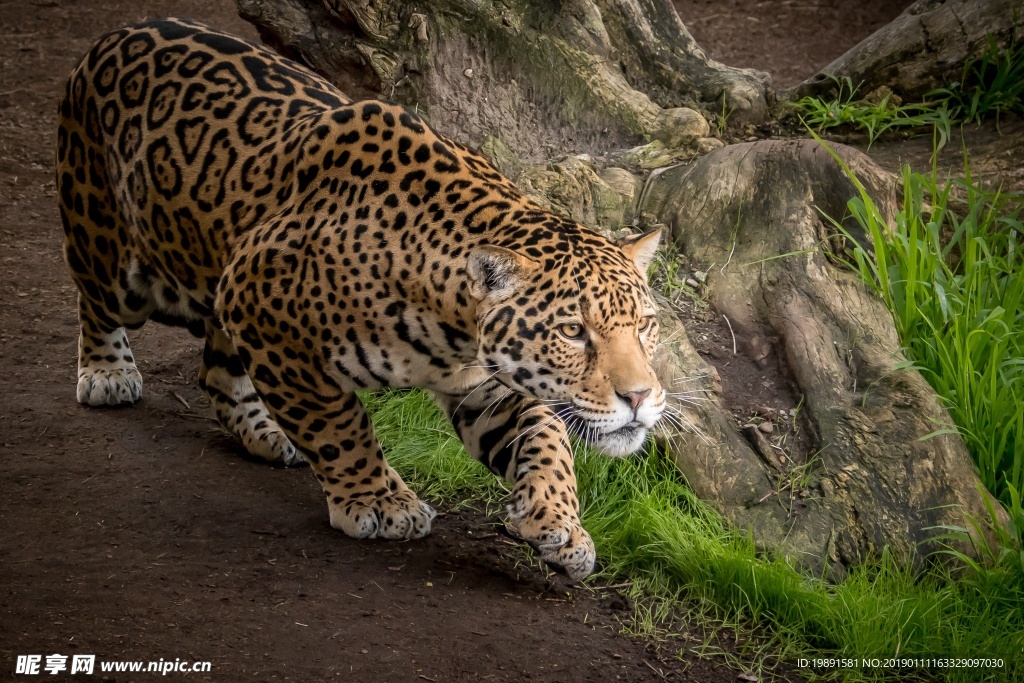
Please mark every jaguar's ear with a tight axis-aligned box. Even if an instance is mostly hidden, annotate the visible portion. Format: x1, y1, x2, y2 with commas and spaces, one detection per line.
467, 245, 539, 299
616, 229, 662, 278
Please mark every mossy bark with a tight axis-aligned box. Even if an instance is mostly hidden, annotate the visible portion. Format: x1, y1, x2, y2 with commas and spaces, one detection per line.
236, 0, 770, 165
641, 141, 1003, 572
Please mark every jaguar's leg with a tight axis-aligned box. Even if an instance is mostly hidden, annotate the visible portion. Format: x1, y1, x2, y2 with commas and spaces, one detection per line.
233, 339, 435, 539
435, 382, 596, 580
59, 120, 146, 407
199, 323, 300, 466
74, 296, 144, 407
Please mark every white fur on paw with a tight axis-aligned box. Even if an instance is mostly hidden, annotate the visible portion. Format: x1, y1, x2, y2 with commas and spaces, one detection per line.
376, 499, 436, 540
77, 366, 143, 406
507, 507, 597, 580
329, 503, 380, 538
279, 441, 303, 466
246, 428, 301, 466
329, 495, 435, 541
540, 529, 596, 580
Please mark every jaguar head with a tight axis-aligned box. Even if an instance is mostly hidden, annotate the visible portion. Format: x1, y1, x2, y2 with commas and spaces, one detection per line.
468, 229, 665, 457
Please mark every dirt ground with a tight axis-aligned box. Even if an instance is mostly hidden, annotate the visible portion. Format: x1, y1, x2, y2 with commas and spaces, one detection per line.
673, 0, 913, 89
0, 1, 971, 682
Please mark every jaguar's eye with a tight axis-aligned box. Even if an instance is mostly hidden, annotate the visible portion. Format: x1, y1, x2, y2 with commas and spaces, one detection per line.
638, 315, 656, 333
557, 322, 585, 340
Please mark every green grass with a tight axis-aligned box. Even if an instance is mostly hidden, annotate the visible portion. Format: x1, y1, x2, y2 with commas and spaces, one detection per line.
821, 156, 1024, 505
649, 246, 700, 303
361, 389, 509, 505
790, 35, 1024, 147
363, 389, 1024, 681
933, 35, 1024, 126
792, 74, 956, 148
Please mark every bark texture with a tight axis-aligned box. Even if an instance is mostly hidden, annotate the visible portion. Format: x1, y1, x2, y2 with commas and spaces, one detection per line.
793, 0, 1024, 101
236, 0, 771, 165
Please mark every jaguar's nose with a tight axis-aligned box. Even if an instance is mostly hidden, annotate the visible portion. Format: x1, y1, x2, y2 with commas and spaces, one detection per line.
616, 388, 651, 411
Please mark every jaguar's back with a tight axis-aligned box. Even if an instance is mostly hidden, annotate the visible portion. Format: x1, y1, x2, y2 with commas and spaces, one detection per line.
57, 18, 351, 327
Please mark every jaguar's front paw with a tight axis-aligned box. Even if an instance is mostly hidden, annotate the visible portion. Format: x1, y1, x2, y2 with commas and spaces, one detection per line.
507, 506, 597, 580
328, 488, 436, 540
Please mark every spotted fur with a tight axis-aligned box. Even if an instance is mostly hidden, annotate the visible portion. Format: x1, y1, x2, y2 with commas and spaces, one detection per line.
56, 18, 666, 579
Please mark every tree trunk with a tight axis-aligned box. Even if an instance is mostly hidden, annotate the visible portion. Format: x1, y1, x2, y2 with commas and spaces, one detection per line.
792, 0, 1024, 101
236, 0, 771, 168
235, 0, 1006, 573
642, 140, 1002, 572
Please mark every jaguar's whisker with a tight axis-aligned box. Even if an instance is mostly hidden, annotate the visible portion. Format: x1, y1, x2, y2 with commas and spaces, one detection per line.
661, 406, 712, 444
672, 374, 712, 386
451, 370, 502, 415
666, 393, 709, 406
509, 407, 571, 447
480, 387, 515, 422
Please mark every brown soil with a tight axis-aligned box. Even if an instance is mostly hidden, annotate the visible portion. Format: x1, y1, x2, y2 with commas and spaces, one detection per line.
865, 116, 1024, 195
673, 0, 915, 89
0, 1, 917, 682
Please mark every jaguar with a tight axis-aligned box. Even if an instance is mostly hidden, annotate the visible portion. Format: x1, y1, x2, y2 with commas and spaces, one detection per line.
57, 17, 665, 579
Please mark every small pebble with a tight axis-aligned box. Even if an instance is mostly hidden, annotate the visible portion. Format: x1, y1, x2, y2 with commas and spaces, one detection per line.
758, 422, 773, 434
463, 68, 473, 78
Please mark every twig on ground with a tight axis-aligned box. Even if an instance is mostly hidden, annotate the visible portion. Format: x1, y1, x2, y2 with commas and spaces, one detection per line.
722, 315, 737, 355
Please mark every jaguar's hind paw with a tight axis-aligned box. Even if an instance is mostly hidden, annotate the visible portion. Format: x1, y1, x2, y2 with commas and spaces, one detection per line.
77, 365, 143, 406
